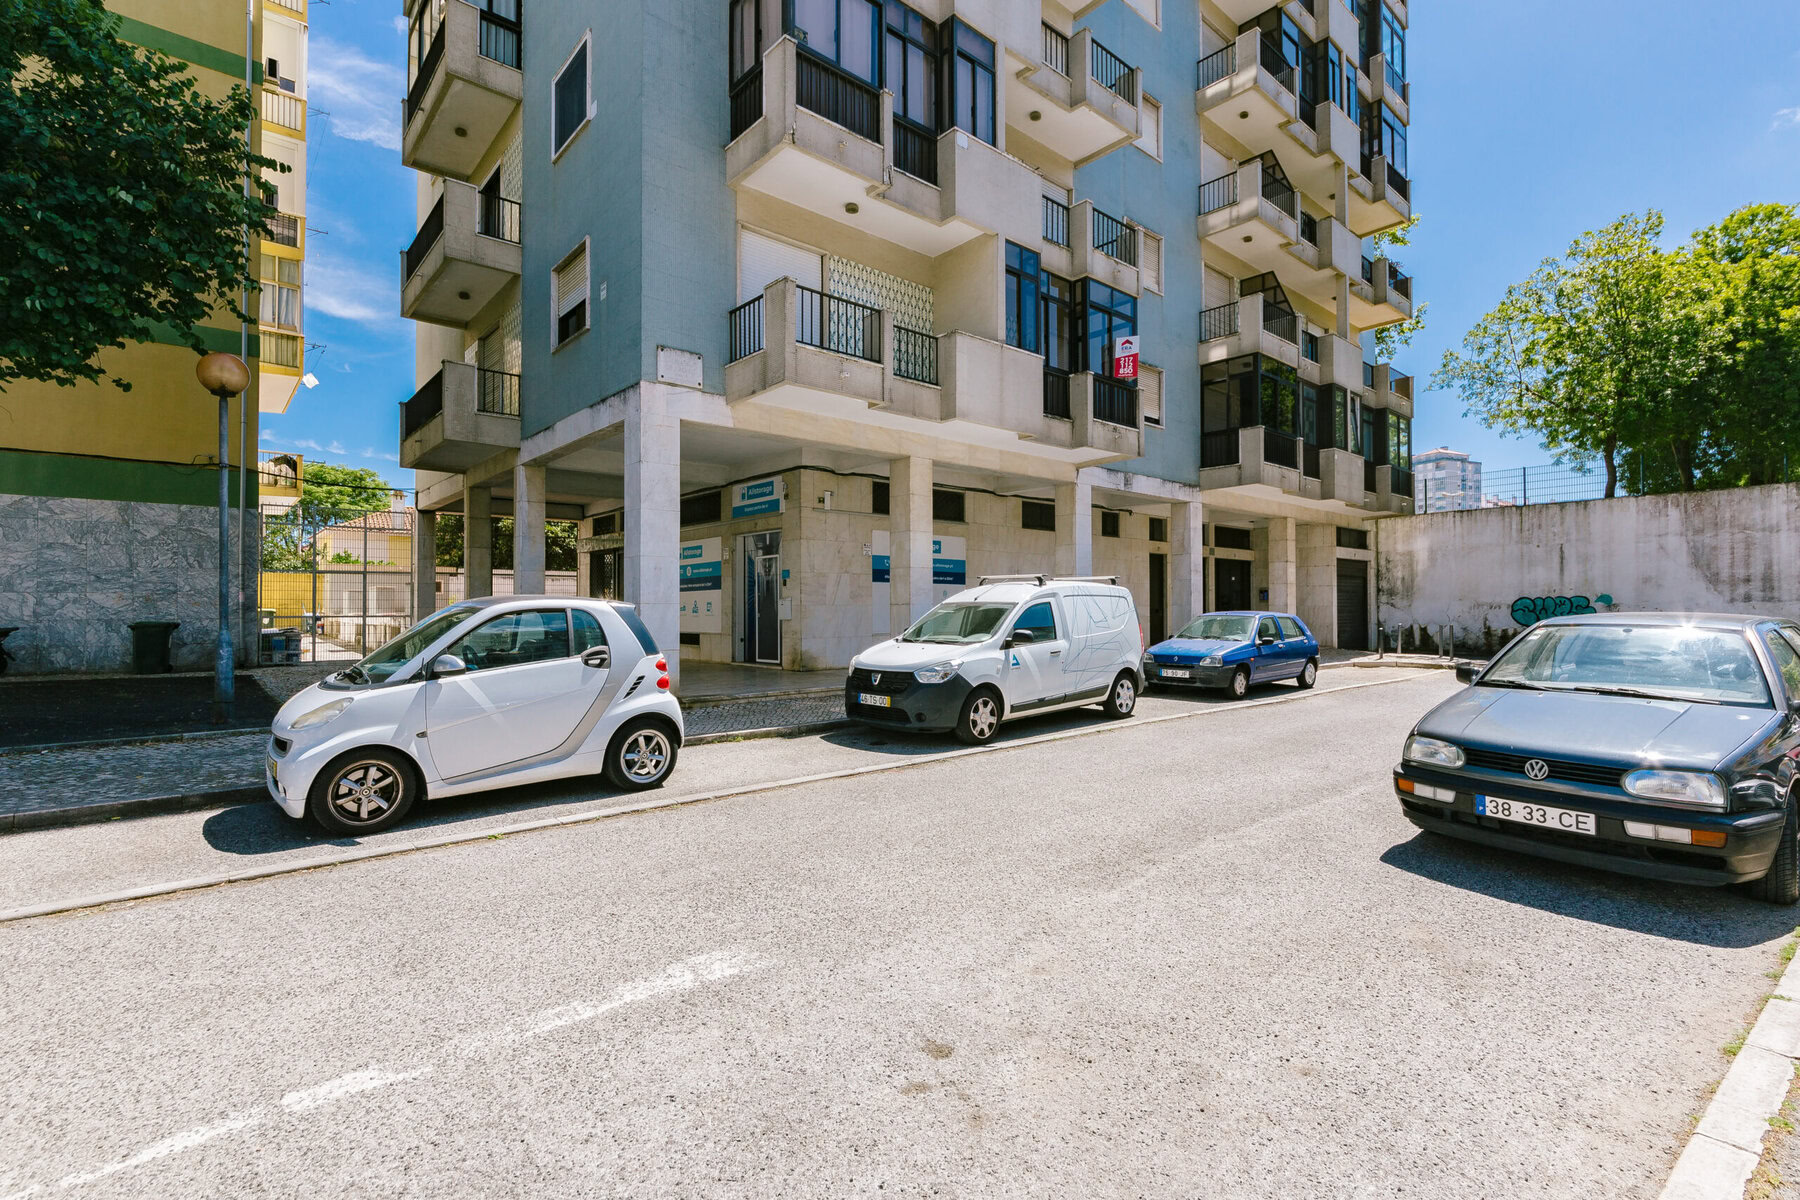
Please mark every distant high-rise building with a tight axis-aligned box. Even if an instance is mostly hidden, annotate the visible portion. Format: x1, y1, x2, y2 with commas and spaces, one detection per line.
1413, 448, 1484, 512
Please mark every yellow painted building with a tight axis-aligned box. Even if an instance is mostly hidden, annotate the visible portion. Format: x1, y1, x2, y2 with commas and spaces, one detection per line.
0, 0, 309, 673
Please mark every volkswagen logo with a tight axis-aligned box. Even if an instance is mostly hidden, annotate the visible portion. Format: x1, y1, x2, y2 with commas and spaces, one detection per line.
870, 672, 881, 686
1523, 758, 1551, 782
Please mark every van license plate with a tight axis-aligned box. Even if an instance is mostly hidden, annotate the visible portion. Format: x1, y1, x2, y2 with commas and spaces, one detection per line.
857, 693, 891, 708
1475, 795, 1596, 836
1160, 668, 1192, 679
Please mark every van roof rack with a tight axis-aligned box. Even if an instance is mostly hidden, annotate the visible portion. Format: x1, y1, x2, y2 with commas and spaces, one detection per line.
975, 574, 1120, 587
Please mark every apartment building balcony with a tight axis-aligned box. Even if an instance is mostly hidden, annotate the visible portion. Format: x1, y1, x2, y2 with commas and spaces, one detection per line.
1348, 154, 1412, 236
1198, 426, 1325, 501
1370, 464, 1415, 515
1369, 53, 1410, 124
260, 85, 305, 136
401, 0, 523, 181
399, 361, 522, 473
1367, 362, 1415, 419
399, 180, 522, 328
1198, 294, 1302, 370
1196, 165, 1359, 311
1195, 33, 1361, 211
1318, 333, 1364, 393
1319, 448, 1368, 505
1038, 199, 1141, 294
1348, 254, 1415, 328
728, 39, 1041, 258
1009, 25, 1142, 165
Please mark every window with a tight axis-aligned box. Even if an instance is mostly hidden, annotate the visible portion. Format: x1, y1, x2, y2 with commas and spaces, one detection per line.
553, 37, 590, 156
258, 254, 301, 330
1298, 212, 1318, 246
871, 480, 889, 515
1148, 517, 1168, 543
571, 609, 608, 654
451, 609, 571, 672
1136, 95, 1162, 158
1139, 230, 1164, 294
1040, 271, 1075, 374
884, 2, 938, 128
1363, 406, 1387, 464
1389, 413, 1412, 470
943, 19, 995, 145
1337, 527, 1369, 550
1079, 280, 1137, 378
1774, 629, 1800, 699
1005, 242, 1041, 354
553, 241, 589, 347
1012, 601, 1057, 643
1258, 616, 1281, 642
1215, 526, 1253, 551
796, 0, 881, 81
474, 0, 521, 67
1021, 500, 1055, 532
1277, 616, 1304, 639
729, 0, 762, 80
1380, 4, 1405, 81
932, 487, 965, 522
1138, 364, 1163, 427
679, 490, 722, 526
1101, 511, 1121, 538
1301, 330, 1319, 362
1364, 102, 1407, 177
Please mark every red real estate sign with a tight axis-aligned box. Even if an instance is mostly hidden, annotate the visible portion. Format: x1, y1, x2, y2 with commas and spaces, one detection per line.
1113, 335, 1139, 380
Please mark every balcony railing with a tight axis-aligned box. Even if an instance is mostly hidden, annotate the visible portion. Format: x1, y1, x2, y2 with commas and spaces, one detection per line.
1261, 163, 1296, 220
403, 194, 445, 281
1043, 369, 1072, 419
1198, 173, 1237, 216
265, 212, 301, 247
1386, 160, 1411, 201
1360, 255, 1375, 284
478, 194, 521, 242
1199, 302, 1239, 343
1093, 376, 1137, 428
1385, 61, 1408, 103
260, 86, 304, 131
729, 65, 763, 140
1303, 442, 1321, 480
1201, 429, 1240, 468
795, 50, 881, 144
477, 7, 521, 69
403, 370, 444, 439
728, 296, 764, 363
265, 0, 305, 13
1265, 429, 1299, 470
1391, 467, 1414, 497
1387, 262, 1412, 301
1093, 208, 1136, 266
1263, 304, 1298, 345
893, 115, 937, 184
1043, 196, 1070, 247
262, 331, 301, 369
476, 368, 520, 417
1195, 45, 1235, 90
796, 285, 880, 362
1042, 23, 1070, 76
1364, 361, 1377, 388
405, 20, 446, 121
894, 326, 938, 384
1090, 39, 1136, 104
1365, 460, 1379, 493
1258, 34, 1297, 94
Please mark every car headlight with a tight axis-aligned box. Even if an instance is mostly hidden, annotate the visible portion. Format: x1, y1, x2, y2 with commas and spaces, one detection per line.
289, 698, 352, 730
914, 663, 957, 684
1202, 655, 1222, 666
1403, 735, 1465, 769
1624, 770, 1726, 809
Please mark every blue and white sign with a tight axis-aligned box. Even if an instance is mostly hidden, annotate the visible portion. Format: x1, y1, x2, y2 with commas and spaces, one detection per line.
679, 537, 723, 634
931, 537, 967, 588
730, 477, 784, 519
871, 530, 890, 634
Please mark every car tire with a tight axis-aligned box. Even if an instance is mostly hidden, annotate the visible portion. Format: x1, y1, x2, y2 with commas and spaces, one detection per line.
955, 687, 1003, 745
1102, 671, 1137, 719
1746, 800, 1800, 906
307, 748, 419, 836
604, 718, 680, 791
1228, 666, 1250, 700
1296, 658, 1318, 690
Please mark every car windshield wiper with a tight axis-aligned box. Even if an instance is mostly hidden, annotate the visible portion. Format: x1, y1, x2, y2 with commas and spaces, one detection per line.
1475, 678, 1548, 691
1552, 683, 1722, 704
336, 664, 369, 684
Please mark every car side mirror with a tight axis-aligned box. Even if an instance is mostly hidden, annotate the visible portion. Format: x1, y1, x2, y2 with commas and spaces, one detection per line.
1008, 629, 1036, 646
1258, 636, 1277, 647
429, 653, 468, 679
1454, 663, 1479, 685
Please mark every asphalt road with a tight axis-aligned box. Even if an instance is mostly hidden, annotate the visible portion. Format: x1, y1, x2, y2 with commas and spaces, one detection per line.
1, 669, 1791, 1199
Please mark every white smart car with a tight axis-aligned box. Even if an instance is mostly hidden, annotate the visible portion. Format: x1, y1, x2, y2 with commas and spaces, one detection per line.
267, 596, 683, 834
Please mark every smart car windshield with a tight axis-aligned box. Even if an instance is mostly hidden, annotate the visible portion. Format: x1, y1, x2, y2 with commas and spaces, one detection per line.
340, 605, 480, 684
1483, 623, 1772, 706
1175, 614, 1257, 642
900, 602, 1012, 645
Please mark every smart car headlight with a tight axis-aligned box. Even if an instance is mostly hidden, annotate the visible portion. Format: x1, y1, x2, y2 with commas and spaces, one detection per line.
1403, 735, 1465, 769
289, 698, 353, 730
914, 663, 958, 684
1624, 769, 1726, 809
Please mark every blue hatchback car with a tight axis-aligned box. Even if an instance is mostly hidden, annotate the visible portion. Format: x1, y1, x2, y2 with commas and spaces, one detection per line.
1143, 611, 1321, 699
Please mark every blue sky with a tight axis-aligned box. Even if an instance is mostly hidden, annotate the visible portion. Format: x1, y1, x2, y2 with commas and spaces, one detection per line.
267, 0, 1800, 487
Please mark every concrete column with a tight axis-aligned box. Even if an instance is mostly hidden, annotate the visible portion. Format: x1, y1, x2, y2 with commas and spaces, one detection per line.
1054, 479, 1093, 577
1296, 522, 1338, 646
1170, 499, 1206, 629
512, 462, 547, 594
413, 508, 438, 621
464, 483, 493, 599
1263, 516, 1297, 613
888, 456, 933, 633
625, 386, 682, 681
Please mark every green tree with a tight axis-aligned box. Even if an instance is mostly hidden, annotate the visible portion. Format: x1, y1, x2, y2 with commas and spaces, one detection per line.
1369, 216, 1430, 363
261, 464, 393, 570
0, 0, 282, 390
435, 515, 578, 572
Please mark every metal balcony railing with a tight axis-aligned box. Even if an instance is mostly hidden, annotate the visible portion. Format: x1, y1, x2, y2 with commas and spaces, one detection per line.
1392, 467, 1414, 497
1386, 160, 1411, 201
1258, 34, 1296, 94
1092, 208, 1136, 265
402, 194, 444, 282
1093, 376, 1137, 428
405, 21, 445, 122
1090, 39, 1135, 104
260, 86, 304, 130
727, 296, 764, 362
893, 326, 938, 384
478, 194, 521, 242
796, 285, 880, 362
265, 212, 301, 247
403, 369, 444, 438
795, 50, 881, 144
893, 115, 937, 184
1364, 460, 1379, 493
1263, 305, 1298, 345
1196, 45, 1235, 90
1043, 196, 1071, 247
1199, 302, 1239, 343
729, 65, 763, 140
1043, 369, 1072, 419
476, 368, 520, 417
1264, 429, 1299, 470
1201, 429, 1240, 468
1198, 173, 1237, 215
477, 6, 521, 69
1042, 23, 1070, 76
1387, 262, 1412, 300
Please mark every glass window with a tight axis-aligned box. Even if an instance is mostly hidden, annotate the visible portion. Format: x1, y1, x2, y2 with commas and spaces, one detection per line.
729, 0, 761, 80
1485, 624, 1773, 707
1101, 511, 1121, 538
1005, 242, 1041, 353
350, 604, 480, 684
450, 609, 572, 672
1040, 272, 1075, 373
1177, 613, 1255, 641
1765, 628, 1800, 700
884, 2, 937, 127
1258, 617, 1281, 642
943, 20, 995, 145
1277, 616, 1305, 639
1261, 358, 1299, 435
1381, 5, 1405, 80
902, 602, 1010, 644
572, 609, 608, 654
1330, 386, 1349, 450
1389, 414, 1412, 470
1021, 500, 1056, 532
1300, 381, 1321, 446
1013, 602, 1058, 643
932, 487, 965, 522
794, 0, 838, 58
1079, 280, 1137, 378
553, 41, 588, 154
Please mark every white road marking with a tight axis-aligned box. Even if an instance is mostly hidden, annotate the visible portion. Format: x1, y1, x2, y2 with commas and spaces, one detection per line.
55, 1113, 264, 1188
280, 1067, 432, 1112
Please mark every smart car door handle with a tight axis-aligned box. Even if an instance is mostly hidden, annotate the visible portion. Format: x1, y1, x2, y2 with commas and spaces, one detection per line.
1049, 649, 1062, 656
581, 648, 611, 669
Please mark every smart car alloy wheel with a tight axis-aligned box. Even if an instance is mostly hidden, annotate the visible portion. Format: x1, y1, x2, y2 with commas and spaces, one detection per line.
605, 719, 679, 791
307, 749, 417, 835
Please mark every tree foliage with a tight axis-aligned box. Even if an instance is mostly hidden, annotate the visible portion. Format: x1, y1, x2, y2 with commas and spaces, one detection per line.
1434, 205, 1800, 497
1370, 215, 1429, 363
435, 514, 578, 572
0, 0, 281, 390
261, 464, 394, 570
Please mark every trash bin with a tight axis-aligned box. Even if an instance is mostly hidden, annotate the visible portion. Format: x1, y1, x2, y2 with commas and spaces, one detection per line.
0, 626, 17, 675
127, 620, 180, 674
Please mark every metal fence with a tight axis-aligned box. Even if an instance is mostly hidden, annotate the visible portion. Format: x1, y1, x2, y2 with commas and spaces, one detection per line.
1416, 459, 1800, 511
259, 502, 417, 663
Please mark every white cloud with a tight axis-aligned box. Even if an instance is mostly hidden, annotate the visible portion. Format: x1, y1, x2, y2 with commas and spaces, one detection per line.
392, 16, 409, 37
305, 248, 400, 325
308, 36, 405, 151
1775, 106, 1800, 132
361, 447, 401, 463
280, 437, 327, 453
327, 441, 348, 456
259, 429, 278, 443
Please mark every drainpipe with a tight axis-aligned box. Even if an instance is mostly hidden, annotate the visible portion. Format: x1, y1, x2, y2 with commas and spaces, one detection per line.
239, 0, 254, 663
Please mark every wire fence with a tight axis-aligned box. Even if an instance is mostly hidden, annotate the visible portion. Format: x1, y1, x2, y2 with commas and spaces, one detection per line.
1415, 455, 1797, 512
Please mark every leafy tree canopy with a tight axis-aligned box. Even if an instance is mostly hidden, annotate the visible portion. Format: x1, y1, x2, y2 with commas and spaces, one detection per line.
261, 464, 394, 570
1370, 215, 1429, 363
435, 514, 578, 572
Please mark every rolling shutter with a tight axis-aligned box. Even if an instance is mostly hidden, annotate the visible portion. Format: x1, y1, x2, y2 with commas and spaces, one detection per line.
1204, 266, 1233, 311
1138, 363, 1163, 427
738, 228, 823, 304
1139, 229, 1163, 294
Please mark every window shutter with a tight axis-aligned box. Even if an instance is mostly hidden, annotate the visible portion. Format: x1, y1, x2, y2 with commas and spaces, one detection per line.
1204, 266, 1233, 311
1139, 364, 1163, 427
1136, 95, 1162, 159
555, 244, 589, 317
1140, 229, 1163, 294
739, 229, 823, 304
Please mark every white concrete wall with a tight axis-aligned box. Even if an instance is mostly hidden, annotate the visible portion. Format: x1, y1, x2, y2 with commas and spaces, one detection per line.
1376, 483, 1800, 656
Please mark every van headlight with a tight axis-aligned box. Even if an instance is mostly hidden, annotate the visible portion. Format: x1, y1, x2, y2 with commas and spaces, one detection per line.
289, 698, 352, 730
1403, 735, 1465, 769
914, 663, 957, 684
1624, 770, 1726, 809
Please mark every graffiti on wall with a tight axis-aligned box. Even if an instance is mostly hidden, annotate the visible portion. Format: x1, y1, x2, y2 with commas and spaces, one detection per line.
1510, 594, 1615, 626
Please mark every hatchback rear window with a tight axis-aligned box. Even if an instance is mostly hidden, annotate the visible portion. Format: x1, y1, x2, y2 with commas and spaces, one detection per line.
615, 605, 659, 656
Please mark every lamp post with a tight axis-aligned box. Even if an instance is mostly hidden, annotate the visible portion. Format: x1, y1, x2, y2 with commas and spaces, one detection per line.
197, 352, 251, 723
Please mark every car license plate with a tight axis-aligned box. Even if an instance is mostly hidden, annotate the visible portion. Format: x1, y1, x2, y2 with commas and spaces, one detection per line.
857, 693, 891, 708
1475, 795, 1596, 836
266, 757, 278, 783
1160, 668, 1192, 679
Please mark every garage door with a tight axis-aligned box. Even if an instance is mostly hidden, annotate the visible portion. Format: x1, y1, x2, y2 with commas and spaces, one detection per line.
1336, 559, 1369, 651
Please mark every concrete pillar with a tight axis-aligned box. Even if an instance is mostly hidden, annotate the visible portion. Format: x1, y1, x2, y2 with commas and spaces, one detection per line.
413, 508, 438, 621
625, 386, 682, 681
1170, 499, 1206, 629
1263, 516, 1297, 613
512, 462, 547, 594
1296, 522, 1338, 646
464, 483, 493, 599
888, 456, 934, 633
1054, 479, 1093, 577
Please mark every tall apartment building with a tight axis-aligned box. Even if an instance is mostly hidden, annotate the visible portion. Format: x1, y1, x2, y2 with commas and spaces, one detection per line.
398, 0, 1413, 674
0, 0, 309, 673
1413, 446, 1483, 512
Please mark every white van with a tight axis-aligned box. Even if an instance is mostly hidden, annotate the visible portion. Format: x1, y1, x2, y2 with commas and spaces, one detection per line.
845, 575, 1144, 744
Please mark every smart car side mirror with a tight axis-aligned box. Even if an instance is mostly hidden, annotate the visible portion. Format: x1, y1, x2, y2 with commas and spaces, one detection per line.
429, 654, 468, 679
1008, 629, 1036, 646
1454, 663, 1479, 684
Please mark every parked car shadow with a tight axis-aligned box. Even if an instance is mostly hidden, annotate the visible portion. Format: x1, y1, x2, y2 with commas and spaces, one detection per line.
823, 704, 1133, 756
1381, 831, 1795, 949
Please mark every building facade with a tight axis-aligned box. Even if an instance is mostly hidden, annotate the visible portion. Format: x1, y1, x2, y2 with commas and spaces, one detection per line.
1413, 447, 1482, 513
398, 0, 1415, 674
0, 0, 309, 673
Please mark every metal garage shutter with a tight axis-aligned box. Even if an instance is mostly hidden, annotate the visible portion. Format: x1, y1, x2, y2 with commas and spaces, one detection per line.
738, 229, 823, 305
1336, 558, 1369, 651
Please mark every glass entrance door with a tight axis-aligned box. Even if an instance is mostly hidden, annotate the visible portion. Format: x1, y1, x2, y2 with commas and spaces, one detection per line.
740, 531, 782, 664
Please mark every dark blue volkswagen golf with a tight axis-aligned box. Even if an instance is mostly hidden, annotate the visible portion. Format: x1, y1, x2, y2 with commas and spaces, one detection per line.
1142, 611, 1320, 699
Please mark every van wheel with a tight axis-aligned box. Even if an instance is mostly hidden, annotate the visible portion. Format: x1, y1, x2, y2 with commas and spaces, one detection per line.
1102, 672, 1137, 718
1745, 798, 1800, 906
955, 688, 1002, 745
1296, 659, 1319, 689
604, 719, 679, 791
307, 748, 418, 835
1228, 667, 1250, 700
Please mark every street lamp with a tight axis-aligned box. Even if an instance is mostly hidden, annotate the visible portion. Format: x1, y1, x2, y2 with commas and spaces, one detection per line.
197, 351, 251, 723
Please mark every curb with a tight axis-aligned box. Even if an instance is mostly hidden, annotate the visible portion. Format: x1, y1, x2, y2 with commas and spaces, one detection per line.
686, 718, 850, 745
0, 726, 267, 758
2, 787, 267, 836
678, 686, 842, 709
1659, 948, 1800, 1200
